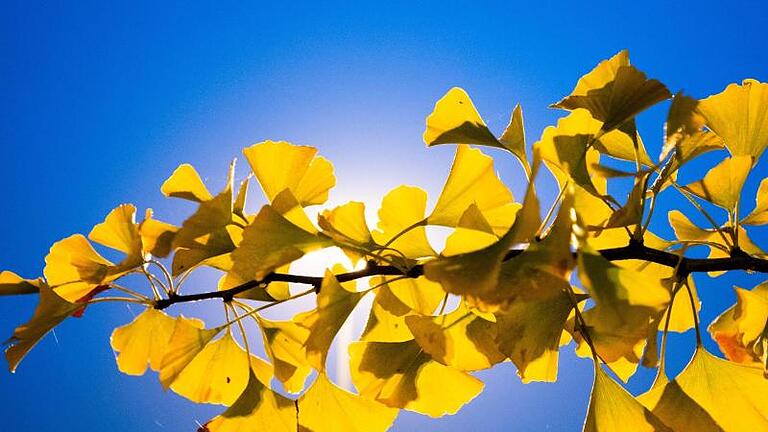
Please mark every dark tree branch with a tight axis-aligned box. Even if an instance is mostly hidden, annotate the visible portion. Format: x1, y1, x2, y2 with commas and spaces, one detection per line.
154, 243, 768, 310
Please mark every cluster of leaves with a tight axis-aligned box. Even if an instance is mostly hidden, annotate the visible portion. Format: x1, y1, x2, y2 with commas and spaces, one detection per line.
3, 50, 768, 431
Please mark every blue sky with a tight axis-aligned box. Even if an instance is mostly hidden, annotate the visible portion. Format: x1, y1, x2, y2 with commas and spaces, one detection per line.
2, 1, 768, 430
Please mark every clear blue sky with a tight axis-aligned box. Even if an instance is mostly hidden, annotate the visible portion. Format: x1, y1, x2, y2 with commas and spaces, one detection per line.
2, 1, 767, 430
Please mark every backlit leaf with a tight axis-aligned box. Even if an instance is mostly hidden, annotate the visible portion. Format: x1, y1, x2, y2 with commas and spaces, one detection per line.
685, 155, 753, 211
296, 271, 364, 370
298, 373, 398, 432
243, 140, 335, 206
111, 308, 176, 376
139, 209, 178, 258
698, 79, 768, 159
428, 144, 519, 236
45, 234, 114, 302
258, 316, 312, 394
371, 185, 435, 259
500, 104, 531, 174
4, 281, 80, 372
349, 339, 484, 417
583, 365, 670, 432
161, 163, 213, 203
742, 177, 768, 225
158, 317, 221, 389
0, 271, 40, 296
406, 302, 506, 371
553, 50, 671, 132
423, 87, 500, 148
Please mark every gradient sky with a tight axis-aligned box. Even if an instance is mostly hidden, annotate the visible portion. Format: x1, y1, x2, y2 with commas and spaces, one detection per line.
2, 1, 768, 431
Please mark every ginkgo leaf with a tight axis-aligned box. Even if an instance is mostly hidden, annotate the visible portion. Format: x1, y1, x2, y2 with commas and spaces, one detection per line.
161, 163, 214, 203
500, 104, 531, 174
171, 182, 235, 275
698, 79, 768, 159
423, 87, 500, 148
298, 373, 399, 432
348, 339, 484, 417
371, 185, 435, 259
199, 365, 296, 432
406, 302, 506, 371
318, 201, 375, 263
553, 50, 671, 133
428, 144, 520, 236
110, 307, 176, 376
603, 172, 649, 229
243, 140, 335, 206
685, 155, 753, 211
296, 271, 364, 370
361, 284, 418, 343
583, 365, 671, 432
88, 204, 143, 263
637, 371, 721, 432
650, 348, 768, 430
258, 316, 313, 394
661, 92, 724, 165
742, 177, 768, 225
233, 176, 251, 221
382, 276, 445, 316
441, 203, 498, 256
423, 223, 515, 312
494, 278, 574, 383
158, 317, 221, 389
44, 234, 114, 302
577, 248, 670, 363
139, 209, 178, 258
170, 330, 251, 406
709, 281, 768, 365
4, 281, 80, 372
224, 204, 330, 288
0, 271, 40, 295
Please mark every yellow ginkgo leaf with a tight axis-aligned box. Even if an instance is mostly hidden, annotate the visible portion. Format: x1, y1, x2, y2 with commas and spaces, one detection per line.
158, 316, 221, 388
349, 339, 484, 417
0, 271, 40, 296
318, 201, 372, 246
637, 371, 720, 432
499, 104, 531, 175
138, 209, 178, 258
169, 330, 251, 406
423, 223, 515, 312
584, 365, 671, 432
243, 140, 335, 207
110, 307, 176, 376
258, 316, 312, 394
298, 373, 399, 432
423, 87, 500, 148
371, 185, 435, 259
296, 271, 364, 370
685, 155, 753, 211
361, 284, 418, 343
742, 177, 768, 225
4, 281, 80, 372
224, 204, 330, 289
577, 248, 670, 363
709, 281, 768, 365
381, 276, 445, 316
271, 189, 319, 234
441, 203, 499, 256
171, 181, 235, 275
494, 278, 574, 383
652, 348, 768, 430
406, 302, 505, 371
233, 176, 251, 221
661, 92, 724, 165
698, 79, 768, 159
200, 366, 296, 432
429, 145, 519, 236
44, 234, 113, 302
161, 163, 213, 203
88, 204, 143, 261
553, 50, 671, 132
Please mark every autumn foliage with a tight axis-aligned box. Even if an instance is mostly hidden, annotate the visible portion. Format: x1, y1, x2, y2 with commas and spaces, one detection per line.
3, 50, 768, 431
